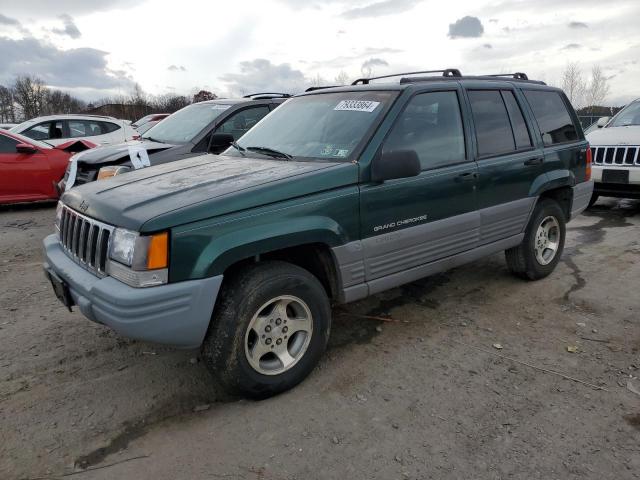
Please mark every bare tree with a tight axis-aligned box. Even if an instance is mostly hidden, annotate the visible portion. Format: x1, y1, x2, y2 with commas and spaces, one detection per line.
334, 70, 350, 85
192, 90, 217, 103
13, 76, 49, 119
585, 65, 610, 114
0, 85, 16, 122
561, 62, 586, 109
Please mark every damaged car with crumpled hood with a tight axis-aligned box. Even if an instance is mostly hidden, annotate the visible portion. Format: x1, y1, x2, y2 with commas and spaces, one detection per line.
59, 94, 290, 190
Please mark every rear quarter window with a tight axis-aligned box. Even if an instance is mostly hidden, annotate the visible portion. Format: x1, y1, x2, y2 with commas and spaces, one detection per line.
101, 122, 121, 133
523, 90, 579, 146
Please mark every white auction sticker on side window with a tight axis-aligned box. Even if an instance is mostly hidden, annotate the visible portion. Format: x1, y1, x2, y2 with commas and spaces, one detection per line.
334, 100, 380, 112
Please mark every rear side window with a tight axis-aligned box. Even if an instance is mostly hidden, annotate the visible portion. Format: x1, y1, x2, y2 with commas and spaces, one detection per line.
383, 91, 466, 170
523, 90, 578, 146
502, 91, 532, 149
0, 133, 18, 153
468, 90, 514, 157
101, 121, 120, 133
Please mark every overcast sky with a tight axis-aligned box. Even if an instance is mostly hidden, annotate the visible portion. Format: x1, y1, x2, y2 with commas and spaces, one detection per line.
0, 0, 638, 105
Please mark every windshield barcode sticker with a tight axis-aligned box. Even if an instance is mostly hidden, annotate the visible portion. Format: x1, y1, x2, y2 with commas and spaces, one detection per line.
334, 100, 380, 112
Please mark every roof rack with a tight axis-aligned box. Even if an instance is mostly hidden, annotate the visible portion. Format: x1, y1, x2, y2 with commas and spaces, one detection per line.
352, 69, 462, 85
304, 85, 344, 92
487, 72, 529, 80
243, 92, 292, 100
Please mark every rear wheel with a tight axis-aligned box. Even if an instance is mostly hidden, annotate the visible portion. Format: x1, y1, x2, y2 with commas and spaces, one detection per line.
202, 261, 331, 398
505, 199, 566, 280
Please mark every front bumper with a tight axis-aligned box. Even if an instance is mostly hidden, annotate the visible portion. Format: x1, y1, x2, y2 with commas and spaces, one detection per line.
43, 234, 222, 348
592, 166, 640, 198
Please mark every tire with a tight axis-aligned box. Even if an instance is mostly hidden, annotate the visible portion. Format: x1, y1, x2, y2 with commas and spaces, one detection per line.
202, 261, 331, 398
505, 199, 566, 280
587, 193, 599, 208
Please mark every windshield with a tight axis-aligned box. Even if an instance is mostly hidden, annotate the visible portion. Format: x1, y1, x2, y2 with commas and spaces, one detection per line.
609, 101, 640, 127
141, 103, 231, 144
232, 91, 396, 161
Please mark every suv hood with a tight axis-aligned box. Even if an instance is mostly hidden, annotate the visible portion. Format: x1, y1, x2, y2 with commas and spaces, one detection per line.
62, 154, 357, 232
587, 125, 640, 146
73, 139, 176, 165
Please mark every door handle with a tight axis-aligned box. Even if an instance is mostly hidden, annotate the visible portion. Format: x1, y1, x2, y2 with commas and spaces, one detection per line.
455, 172, 478, 182
524, 157, 543, 166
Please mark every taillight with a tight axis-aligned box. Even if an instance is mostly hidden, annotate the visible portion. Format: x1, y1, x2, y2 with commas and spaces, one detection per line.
586, 147, 592, 181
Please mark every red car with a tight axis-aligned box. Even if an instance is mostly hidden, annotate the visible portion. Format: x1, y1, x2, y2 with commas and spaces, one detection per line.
0, 129, 95, 204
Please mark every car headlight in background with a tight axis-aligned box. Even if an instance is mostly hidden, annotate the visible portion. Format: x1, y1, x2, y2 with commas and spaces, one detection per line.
108, 228, 169, 287
97, 165, 131, 180
55, 202, 63, 233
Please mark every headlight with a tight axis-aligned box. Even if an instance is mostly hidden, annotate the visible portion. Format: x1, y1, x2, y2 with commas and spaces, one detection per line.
97, 165, 131, 180
108, 228, 169, 287
55, 202, 63, 232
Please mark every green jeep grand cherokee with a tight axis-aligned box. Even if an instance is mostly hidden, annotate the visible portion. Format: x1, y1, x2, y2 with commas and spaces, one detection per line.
43, 69, 593, 398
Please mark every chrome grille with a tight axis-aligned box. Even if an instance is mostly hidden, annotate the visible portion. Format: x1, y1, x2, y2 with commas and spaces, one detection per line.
57, 204, 114, 276
592, 146, 640, 167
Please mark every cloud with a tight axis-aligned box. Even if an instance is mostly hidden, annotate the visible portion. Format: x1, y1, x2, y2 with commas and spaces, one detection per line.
361, 57, 388, 70
168, 65, 187, 72
448, 16, 484, 38
52, 14, 81, 39
0, 36, 134, 93
220, 59, 307, 95
342, 0, 422, 19
0, 14, 21, 26
1, 0, 146, 18
483, 43, 493, 49
561, 43, 582, 50
568, 21, 588, 29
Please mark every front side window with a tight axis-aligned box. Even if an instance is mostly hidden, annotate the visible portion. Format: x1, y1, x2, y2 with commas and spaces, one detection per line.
524, 90, 578, 146
216, 106, 270, 140
24, 122, 51, 141
142, 103, 231, 144
0, 133, 18, 153
468, 90, 515, 157
233, 91, 396, 161
609, 101, 640, 127
382, 91, 466, 170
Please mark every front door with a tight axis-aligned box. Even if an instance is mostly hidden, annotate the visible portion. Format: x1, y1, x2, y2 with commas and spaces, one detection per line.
360, 89, 479, 284
0, 135, 49, 201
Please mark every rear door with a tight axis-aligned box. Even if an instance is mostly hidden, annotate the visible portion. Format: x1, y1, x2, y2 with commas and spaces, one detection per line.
360, 87, 479, 284
466, 87, 543, 244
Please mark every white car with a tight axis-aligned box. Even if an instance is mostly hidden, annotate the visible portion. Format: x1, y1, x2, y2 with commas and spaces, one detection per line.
10, 115, 138, 146
0, 123, 17, 130
586, 99, 640, 204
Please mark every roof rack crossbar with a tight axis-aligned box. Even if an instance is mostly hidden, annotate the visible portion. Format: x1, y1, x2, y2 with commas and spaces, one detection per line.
352, 69, 462, 85
243, 92, 292, 99
486, 72, 529, 80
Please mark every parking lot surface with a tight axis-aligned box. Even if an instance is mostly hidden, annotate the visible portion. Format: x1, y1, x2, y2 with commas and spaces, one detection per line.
1, 199, 639, 479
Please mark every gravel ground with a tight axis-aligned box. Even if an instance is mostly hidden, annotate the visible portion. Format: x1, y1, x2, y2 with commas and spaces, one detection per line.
0, 198, 639, 480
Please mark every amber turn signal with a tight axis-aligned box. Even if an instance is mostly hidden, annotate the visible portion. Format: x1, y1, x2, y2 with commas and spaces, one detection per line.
146, 232, 168, 270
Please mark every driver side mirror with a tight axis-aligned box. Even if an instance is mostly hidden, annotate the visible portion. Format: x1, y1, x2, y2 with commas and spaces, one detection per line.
596, 116, 610, 128
371, 149, 421, 182
209, 133, 235, 154
16, 143, 37, 154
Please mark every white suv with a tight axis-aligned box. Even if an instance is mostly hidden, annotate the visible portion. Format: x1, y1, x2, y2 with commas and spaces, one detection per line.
586, 99, 640, 204
10, 115, 138, 146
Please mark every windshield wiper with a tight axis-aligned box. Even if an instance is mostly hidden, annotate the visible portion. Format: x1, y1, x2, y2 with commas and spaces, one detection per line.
142, 136, 163, 143
246, 146, 292, 160
229, 141, 246, 156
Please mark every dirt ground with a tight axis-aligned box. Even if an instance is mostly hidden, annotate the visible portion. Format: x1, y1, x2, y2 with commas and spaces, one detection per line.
1, 198, 639, 480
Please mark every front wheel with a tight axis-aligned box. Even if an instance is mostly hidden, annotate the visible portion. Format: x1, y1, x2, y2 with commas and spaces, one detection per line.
202, 261, 331, 398
505, 199, 566, 280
